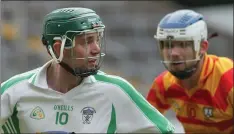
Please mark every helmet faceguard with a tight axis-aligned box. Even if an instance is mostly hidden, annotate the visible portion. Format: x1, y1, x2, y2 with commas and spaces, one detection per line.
42, 8, 106, 77
154, 10, 207, 79
157, 38, 203, 79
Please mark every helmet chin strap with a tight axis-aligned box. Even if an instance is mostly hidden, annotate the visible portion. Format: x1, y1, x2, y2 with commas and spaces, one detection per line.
48, 36, 67, 63
59, 61, 98, 78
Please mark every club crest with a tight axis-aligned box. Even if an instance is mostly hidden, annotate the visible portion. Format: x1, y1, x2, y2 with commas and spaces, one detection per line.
203, 107, 213, 118
81, 107, 96, 124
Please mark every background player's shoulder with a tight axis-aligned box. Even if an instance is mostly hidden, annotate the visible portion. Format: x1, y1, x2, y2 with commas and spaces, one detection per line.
209, 54, 233, 70
218, 56, 233, 68
1, 67, 40, 94
210, 55, 233, 79
217, 56, 233, 80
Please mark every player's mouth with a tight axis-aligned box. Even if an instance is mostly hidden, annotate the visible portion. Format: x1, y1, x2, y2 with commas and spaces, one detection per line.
88, 59, 97, 65
170, 61, 184, 67
172, 63, 182, 65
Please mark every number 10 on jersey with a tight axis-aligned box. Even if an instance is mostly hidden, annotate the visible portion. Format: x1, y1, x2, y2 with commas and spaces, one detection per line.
55, 112, 69, 125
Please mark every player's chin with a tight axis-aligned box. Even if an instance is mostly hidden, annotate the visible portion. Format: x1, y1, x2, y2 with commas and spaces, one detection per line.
169, 63, 186, 70
87, 62, 98, 68
87, 63, 98, 69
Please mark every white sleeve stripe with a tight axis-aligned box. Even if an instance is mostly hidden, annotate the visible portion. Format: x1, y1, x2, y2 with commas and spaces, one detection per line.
7, 120, 16, 133
9, 117, 17, 133
6, 122, 12, 133
4, 122, 12, 133
2, 118, 17, 133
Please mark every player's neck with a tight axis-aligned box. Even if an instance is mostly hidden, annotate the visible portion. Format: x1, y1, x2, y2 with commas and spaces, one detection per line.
46, 62, 83, 93
180, 57, 204, 90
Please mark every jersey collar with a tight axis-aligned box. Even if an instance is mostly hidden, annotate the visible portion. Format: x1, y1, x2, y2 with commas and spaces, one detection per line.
28, 60, 97, 89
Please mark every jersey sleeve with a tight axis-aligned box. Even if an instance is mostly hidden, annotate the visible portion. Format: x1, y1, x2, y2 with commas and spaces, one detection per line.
228, 87, 233, 108
230, 88, 234, 134
226, 75, 233, 109
1, 80, 21, 133
108, 77, 174, 133
1, 83, 14, 126
226, 68, 233, 108
147, 76, 171, 114
216, 57, 233, 108
94, 73, 175, 133
0, 70, 36, 131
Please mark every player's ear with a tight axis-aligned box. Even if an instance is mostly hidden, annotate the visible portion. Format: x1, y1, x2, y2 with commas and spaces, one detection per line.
200, 40, 208, 54
53, 40, 62, 57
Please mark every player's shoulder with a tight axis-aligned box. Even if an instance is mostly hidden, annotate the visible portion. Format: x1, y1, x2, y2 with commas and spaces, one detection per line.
94, 70, 145, 105
94, 70, 139, 99
207, 55, 233, 97
207, 55, 233, 87
94, 70, 135, 90
209, 54, 233, 75
1, 67, 40, 94
211, 54, 233, 68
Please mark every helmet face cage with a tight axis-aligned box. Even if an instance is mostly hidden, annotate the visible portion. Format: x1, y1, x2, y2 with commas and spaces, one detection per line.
157, 37, 200, 73
153, 9, 208, 79
60, 28, 106, 76
41, 8, 107, 77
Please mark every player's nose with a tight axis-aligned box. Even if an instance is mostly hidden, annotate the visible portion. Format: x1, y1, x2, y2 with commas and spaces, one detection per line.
168, 47, 181, 57
90, 42, 100, 55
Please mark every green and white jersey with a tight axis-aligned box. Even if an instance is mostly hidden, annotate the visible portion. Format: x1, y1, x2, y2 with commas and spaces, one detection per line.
1, 61, 175, 134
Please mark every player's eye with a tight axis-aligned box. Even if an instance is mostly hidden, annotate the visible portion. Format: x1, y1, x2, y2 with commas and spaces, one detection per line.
86, 36, 99, 44
159, 41, 164, 49
164, 42, 168, 48
179, 42, 184, 48
164, 41, 171, 49
86, 38, 94, 44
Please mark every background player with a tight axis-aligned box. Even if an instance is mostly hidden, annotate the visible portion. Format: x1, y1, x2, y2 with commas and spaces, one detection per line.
1, 7, 175, 133
147, 9, 233, 133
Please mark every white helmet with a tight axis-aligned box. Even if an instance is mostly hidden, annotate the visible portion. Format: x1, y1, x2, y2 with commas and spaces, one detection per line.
154, 9, 208, 79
